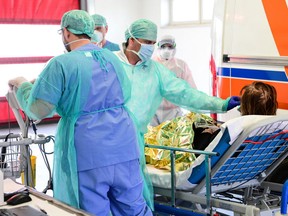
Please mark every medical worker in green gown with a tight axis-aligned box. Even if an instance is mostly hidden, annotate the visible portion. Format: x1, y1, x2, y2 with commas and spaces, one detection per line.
8, 10, 152, 216
114, 18, 241, 209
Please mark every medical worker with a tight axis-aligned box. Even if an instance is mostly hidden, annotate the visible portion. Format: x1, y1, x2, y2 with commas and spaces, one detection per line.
151, 35, 197, 126
91, 14, 120, 51
8, 10, 152, 216
114, 18, 240, 208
